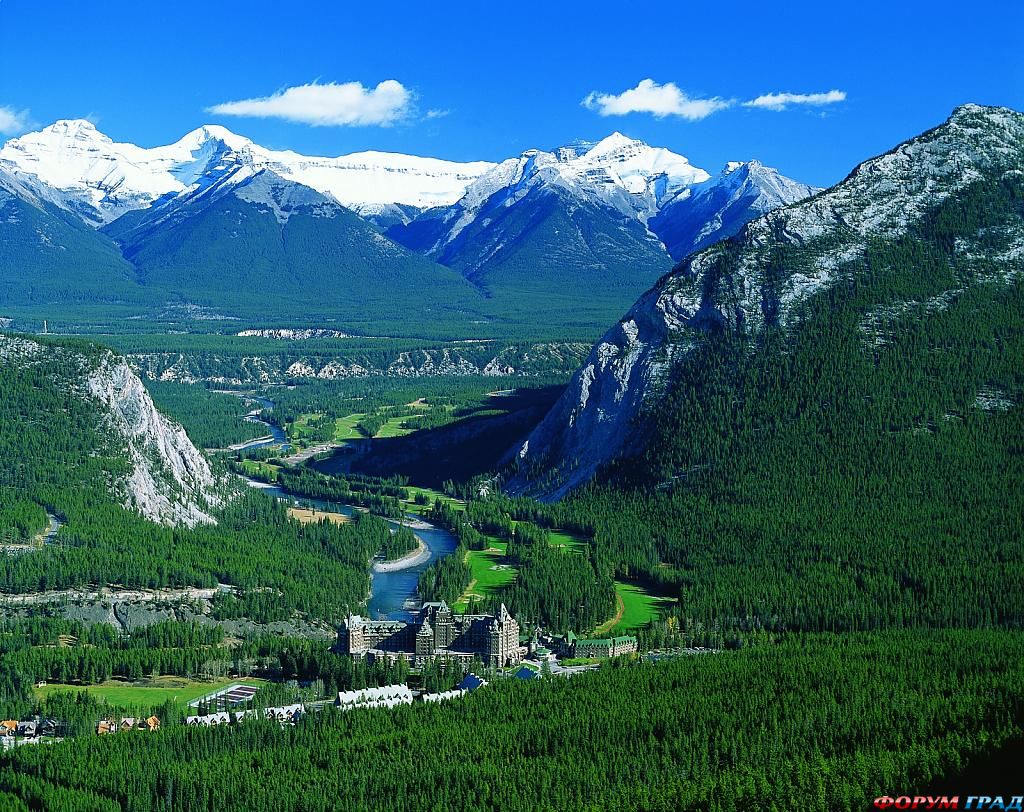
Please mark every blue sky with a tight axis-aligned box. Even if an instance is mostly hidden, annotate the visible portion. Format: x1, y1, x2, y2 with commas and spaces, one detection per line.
1, 0, 1021, 187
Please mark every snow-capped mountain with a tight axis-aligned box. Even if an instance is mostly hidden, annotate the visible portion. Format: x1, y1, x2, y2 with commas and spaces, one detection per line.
0, 120, 496, 227
471, 132, 710, 223
386, 133, 813, 306
651, 160, 819, 259
506, 104, 1024, 498
390, 133, 709, 259
0, 162, 138, 305
0, 119, 815, 332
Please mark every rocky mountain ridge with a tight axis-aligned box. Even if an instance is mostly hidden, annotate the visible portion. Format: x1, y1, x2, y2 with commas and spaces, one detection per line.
387, 133, 815, 297
128, 341, 591, 386
507, 104, 1024, 498
1, 333, 220, 526
0, 119, 495, 226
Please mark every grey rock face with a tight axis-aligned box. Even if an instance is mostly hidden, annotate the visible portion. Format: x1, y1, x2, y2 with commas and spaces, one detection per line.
86, 354, 220, 527
507, 105, 1024, 498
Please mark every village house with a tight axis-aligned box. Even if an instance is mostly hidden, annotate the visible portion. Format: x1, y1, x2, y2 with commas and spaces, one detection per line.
264, 704, 304, 723
457, 673, 488, 692
16, 721, 37, 737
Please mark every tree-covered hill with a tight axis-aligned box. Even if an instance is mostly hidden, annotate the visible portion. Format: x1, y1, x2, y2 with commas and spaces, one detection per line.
511, 104, 1024, 496
0, 333, 383, 621
0, 167, 141, 307
107, 170, 486, 327
491, 105, 1024, 641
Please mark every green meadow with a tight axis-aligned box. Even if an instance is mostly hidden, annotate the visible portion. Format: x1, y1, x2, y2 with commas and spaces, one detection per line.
454, 537, 518, 611
33, 677, 266, 713
594, 582, 676, 635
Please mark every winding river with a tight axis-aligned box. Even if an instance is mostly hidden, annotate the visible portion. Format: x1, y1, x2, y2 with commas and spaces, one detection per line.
226, 393, 458, 621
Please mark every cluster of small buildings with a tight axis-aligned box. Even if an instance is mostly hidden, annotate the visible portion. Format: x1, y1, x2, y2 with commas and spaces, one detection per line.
335, 684, 413, 710
338, 602, 525, 669
18, 609, 640, 744
185, 703, 304, 727
1, 718, 61, 741
336, 674, 488, 708
421, 688, 467, 703
96, 716, 161, 735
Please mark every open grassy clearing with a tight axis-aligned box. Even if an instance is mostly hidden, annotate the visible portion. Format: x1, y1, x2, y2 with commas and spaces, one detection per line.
287, 507, 350, 525
401, 486, 466, 514
594, 582, 676, 636
239, 460, 281, 479
332, 413, 367, 441
546, 529, 587, 553
33, 677, 267, 712
373, 415, 416, 438
286, 412, 366, 446
288, 413, 328, 440
454, 537, 518, 611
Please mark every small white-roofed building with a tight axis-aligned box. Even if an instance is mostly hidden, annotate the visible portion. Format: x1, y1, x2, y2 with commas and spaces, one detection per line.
422, 689, 466, 703
335, 684, 413, 711
185, 712, 231, 727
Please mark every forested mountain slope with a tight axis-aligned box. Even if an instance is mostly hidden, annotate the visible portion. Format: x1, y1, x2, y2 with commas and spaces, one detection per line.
510, 103, 1024, 497
497, 104, 1024, 638
103, 169, 482, 323
0, 333, 383, 621
0, 167, 140, 307
0, 334, 218, 527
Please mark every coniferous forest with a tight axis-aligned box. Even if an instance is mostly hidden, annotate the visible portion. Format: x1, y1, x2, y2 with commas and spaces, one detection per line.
0, 631, 1021, 812
0, 100, 1022, 811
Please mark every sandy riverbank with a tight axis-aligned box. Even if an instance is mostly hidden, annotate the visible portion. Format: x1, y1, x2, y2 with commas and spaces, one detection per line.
399, 516, 435, 531
373, 535, 430, 573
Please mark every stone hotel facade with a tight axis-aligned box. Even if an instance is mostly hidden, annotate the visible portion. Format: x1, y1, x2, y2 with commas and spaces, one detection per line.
339, 602, 524, 669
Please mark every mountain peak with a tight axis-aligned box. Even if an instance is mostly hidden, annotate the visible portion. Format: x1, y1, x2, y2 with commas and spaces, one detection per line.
717, 160, 774, 181
44, 118, 100, 133
950, 102, 1010, 119
943, 103, 1024, 138
585, 132, 648, 158
21, 119, 109, 146
175, 124, 254, 152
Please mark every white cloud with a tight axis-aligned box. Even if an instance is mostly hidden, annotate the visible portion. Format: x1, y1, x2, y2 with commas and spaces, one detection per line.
582, 79, 732, 121
425, 108, 450, 120
743, 90, 846, 111
207, 80, 414, 127
0, 105, 31, 135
